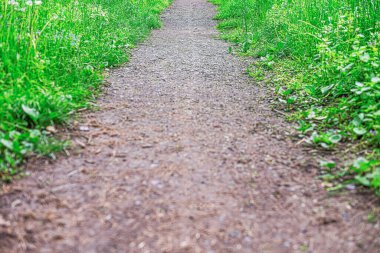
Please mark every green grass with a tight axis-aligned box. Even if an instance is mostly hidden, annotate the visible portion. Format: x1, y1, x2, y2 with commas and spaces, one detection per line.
0, 0, 171, 180
211, 0, 380, 194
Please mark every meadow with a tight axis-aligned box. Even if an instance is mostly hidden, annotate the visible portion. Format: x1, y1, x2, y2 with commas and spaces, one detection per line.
0, 0, 171, 180
211, 0, 380, 193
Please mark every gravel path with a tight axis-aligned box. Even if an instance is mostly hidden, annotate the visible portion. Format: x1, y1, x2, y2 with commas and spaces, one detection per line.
1, 0, 379, 252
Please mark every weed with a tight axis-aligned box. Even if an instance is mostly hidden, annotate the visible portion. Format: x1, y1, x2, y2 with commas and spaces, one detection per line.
0, 0, 171, 179
211, 0, 380, 193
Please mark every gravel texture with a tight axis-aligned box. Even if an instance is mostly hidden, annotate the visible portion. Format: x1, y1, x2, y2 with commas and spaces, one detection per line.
1, 0, 380, 252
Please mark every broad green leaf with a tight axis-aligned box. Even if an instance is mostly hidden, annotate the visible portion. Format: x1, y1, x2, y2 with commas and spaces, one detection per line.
22, 105, 39, 120
353, 127, 367, 136
321, 84, 335, 94
328, 134, 341, 144
1, 139, 13, 150
355, 175, 370, 186
371, 172, 380, 188
320, 160, 336, 169
371, 77, 380, 83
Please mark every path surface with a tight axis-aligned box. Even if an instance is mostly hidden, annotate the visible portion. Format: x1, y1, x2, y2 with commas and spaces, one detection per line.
1, 0, 380, 252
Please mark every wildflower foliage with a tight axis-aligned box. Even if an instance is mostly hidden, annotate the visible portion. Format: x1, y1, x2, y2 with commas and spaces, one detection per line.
211, 0, 380, 194
0, 0, 171, 179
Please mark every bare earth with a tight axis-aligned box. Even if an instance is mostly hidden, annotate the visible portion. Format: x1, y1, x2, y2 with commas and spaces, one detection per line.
1, 0, 380, 252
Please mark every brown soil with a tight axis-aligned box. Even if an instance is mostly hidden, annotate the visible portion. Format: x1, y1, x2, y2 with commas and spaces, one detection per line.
1, 0, 380, 252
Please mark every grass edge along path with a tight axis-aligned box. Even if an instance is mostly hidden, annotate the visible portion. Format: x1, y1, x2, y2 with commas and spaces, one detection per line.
210, 0, 380, 195
0, 0, 172, 181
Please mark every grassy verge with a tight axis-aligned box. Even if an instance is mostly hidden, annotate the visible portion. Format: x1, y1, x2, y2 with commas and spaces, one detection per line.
0, 0, 171, 181
211, 0, 380, 194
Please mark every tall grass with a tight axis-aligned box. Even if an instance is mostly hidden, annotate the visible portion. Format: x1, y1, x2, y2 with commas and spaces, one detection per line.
212, 0, 380, 193
213, 0, 379, 57
0, 0, 171, 179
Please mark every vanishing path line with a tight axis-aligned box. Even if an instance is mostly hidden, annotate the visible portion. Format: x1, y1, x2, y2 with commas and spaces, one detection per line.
1, 0, 379, 252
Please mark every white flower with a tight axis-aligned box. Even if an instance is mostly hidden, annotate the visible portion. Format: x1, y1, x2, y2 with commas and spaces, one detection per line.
26, 0, 33, 6
35, 0, 42, 5
8, 0, 19, 6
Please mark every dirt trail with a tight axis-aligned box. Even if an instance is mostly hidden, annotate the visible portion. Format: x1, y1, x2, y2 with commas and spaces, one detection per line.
1, 0, 379, 252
